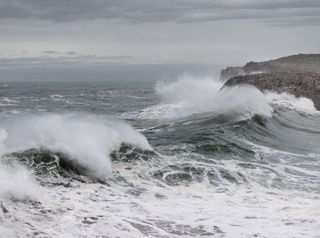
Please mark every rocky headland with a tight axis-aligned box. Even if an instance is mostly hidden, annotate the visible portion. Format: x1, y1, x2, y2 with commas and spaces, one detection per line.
221, 54, 320, 110
220, 54, 320, 81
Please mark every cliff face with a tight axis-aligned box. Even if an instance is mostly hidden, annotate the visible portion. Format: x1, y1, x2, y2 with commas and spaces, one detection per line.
223, 71, 320, 110
220, 54, 320, 81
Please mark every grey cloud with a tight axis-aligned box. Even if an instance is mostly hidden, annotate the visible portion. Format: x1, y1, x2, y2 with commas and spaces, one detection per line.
43, 50, 61, 55
0, 3, 30, 18
0, 59, 219, 82
0, 0, 319, 24
0, 53, 135, 69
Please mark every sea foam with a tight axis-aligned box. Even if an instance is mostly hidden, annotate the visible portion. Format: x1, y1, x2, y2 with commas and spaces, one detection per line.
0, 114, 151, 179
264, 91, 317, 113
0, 162, 44, 200
152, 75, 273, 119
147, 75, 318, 120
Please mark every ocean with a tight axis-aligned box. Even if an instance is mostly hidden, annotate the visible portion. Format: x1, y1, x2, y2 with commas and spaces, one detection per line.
0, 76, 319, 237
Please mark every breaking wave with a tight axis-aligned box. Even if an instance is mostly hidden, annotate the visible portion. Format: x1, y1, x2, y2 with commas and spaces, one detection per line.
1, 79, 320, 237
0, 113, 152, 198
137, 75, 317, 121
155, 75, 273, 119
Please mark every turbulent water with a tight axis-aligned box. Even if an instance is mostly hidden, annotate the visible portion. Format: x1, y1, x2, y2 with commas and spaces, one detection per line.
0, 76, 319, 238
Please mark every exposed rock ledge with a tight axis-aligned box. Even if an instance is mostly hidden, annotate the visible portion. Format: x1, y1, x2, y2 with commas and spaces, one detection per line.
223, 71, 320, 110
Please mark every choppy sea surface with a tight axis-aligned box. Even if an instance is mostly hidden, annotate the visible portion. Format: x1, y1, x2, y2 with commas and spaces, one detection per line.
0, 76, 319, 238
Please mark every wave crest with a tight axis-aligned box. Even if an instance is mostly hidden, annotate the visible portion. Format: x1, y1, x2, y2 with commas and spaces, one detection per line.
149, 75, 273, 120
0, 114, 152, 179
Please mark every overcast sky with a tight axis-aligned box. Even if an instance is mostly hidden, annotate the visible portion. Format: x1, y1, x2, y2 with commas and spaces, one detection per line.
0, 0, 320, 80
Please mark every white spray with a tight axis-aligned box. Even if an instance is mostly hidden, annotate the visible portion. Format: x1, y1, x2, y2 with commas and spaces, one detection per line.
0, 114, 152, 199
153, 75, 273, 119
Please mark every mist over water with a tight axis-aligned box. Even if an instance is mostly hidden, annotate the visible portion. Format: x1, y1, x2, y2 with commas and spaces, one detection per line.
0, 77, 319, 237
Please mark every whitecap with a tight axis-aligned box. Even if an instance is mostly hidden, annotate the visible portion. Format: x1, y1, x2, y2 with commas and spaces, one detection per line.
0, 113, 152, 178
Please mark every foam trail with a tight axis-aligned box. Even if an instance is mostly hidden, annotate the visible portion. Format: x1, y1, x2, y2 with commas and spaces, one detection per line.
152, 75, 273, 119
0, 114, 152, 178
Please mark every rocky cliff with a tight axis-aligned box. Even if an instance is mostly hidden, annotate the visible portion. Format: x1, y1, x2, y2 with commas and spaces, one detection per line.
220, 54, 320, 81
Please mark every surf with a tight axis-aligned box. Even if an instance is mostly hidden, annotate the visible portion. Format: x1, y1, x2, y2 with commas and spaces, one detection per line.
0, 113, 152, 181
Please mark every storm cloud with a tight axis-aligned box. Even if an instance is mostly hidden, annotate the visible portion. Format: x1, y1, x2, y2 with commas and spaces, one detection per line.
0, 0, 320, 24
0, 0, 319, 80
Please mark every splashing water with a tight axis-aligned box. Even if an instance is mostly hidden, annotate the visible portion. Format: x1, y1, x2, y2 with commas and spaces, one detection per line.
0, 79, 319, 238
141, 75, 273, 120
0, 114, 151, 179
138, 75, 317, 120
